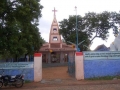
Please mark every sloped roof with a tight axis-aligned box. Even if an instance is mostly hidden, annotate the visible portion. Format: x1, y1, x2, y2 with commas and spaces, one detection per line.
94, 44, 109, 51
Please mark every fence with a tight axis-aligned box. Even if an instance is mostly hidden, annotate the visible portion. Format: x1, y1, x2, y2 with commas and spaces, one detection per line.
83, 51, 120, 78
68, 56, 75, 77
0, 62, 34, 81
0, 53, 42, 82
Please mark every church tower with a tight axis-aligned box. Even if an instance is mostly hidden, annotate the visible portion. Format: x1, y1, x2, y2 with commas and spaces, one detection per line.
49, 7, 62, 48
39, 7, 76, 63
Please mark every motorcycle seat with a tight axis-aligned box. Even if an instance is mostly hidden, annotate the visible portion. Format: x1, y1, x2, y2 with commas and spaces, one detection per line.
16, 74, 22, 78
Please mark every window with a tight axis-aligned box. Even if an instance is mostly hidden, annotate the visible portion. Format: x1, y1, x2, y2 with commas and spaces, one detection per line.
53, 28, 57, 31
53, 37, 58, 41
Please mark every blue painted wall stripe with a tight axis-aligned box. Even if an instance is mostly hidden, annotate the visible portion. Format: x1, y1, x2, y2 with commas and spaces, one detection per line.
84, 59, 120, 78
83, 51, 120, 78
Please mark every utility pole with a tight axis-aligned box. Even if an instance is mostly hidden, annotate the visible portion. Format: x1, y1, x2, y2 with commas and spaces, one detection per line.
75, 6, 79, 52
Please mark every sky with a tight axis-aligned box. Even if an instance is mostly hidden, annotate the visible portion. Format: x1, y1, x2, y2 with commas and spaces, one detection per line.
38, 0, 120, 50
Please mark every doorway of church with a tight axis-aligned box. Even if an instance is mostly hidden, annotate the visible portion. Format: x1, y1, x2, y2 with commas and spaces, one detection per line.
64, 53, 68, 62
50, 52, 60, 63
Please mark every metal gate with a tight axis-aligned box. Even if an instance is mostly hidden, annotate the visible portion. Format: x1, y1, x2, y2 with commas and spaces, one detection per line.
68, 56, 75, 77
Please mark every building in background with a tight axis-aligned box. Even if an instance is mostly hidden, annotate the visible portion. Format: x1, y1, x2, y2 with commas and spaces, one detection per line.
110, 30, 120, 51
94, 44, 109, 51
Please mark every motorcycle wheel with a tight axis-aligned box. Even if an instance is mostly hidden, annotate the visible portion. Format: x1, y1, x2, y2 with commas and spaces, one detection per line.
15, 79, 23, 88
0, 81, 3, 88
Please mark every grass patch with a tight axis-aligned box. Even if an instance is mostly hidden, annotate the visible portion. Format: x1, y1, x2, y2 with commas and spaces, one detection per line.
24, 80, 32, 83
86, 75, 120, 80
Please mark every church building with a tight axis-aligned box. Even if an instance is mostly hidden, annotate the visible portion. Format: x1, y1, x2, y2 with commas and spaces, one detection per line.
39, 7, 76, 63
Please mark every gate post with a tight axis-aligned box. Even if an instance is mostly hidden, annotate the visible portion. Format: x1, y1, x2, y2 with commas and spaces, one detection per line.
75, 52, 84, 80
34, 53, 42, 82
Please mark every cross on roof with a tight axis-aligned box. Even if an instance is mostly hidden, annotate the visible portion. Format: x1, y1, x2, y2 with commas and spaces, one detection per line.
75, 6, 77, 9
52, 7, 57, 17
75, 6, 77, 10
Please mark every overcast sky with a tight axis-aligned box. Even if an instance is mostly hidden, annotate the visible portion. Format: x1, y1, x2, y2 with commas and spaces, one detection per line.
38, 0, 120, 50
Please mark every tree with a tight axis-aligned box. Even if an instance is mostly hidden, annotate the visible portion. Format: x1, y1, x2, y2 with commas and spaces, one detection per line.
109, 11, 120, 35
83, 11, 120, 43
83, 11, 111, 42
0, 0, 43, 60
59, 15, 90, 51
59, 11, 120, 51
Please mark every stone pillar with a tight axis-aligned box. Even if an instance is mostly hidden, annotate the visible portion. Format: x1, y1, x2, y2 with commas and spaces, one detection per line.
34, 53, 42, 82
75, 52, 84, 80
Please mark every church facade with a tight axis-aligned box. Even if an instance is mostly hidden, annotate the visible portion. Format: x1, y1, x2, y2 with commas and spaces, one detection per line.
39, 8, 76, 63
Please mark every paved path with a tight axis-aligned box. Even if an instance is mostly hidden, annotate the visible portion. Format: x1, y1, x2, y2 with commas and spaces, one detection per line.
31, 84, 120, 90
2, 79, 120, 90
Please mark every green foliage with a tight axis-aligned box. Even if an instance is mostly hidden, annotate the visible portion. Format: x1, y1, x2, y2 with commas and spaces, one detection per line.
109, 11, 120, 35
84, 11, 111, 41
0, 0, 44, 60
86, 75, 120, 80
25, 80, 32, 83
59, 15, 90, 51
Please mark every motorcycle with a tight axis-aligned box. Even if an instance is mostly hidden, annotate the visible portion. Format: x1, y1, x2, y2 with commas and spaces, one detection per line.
0, 70, 24, 88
